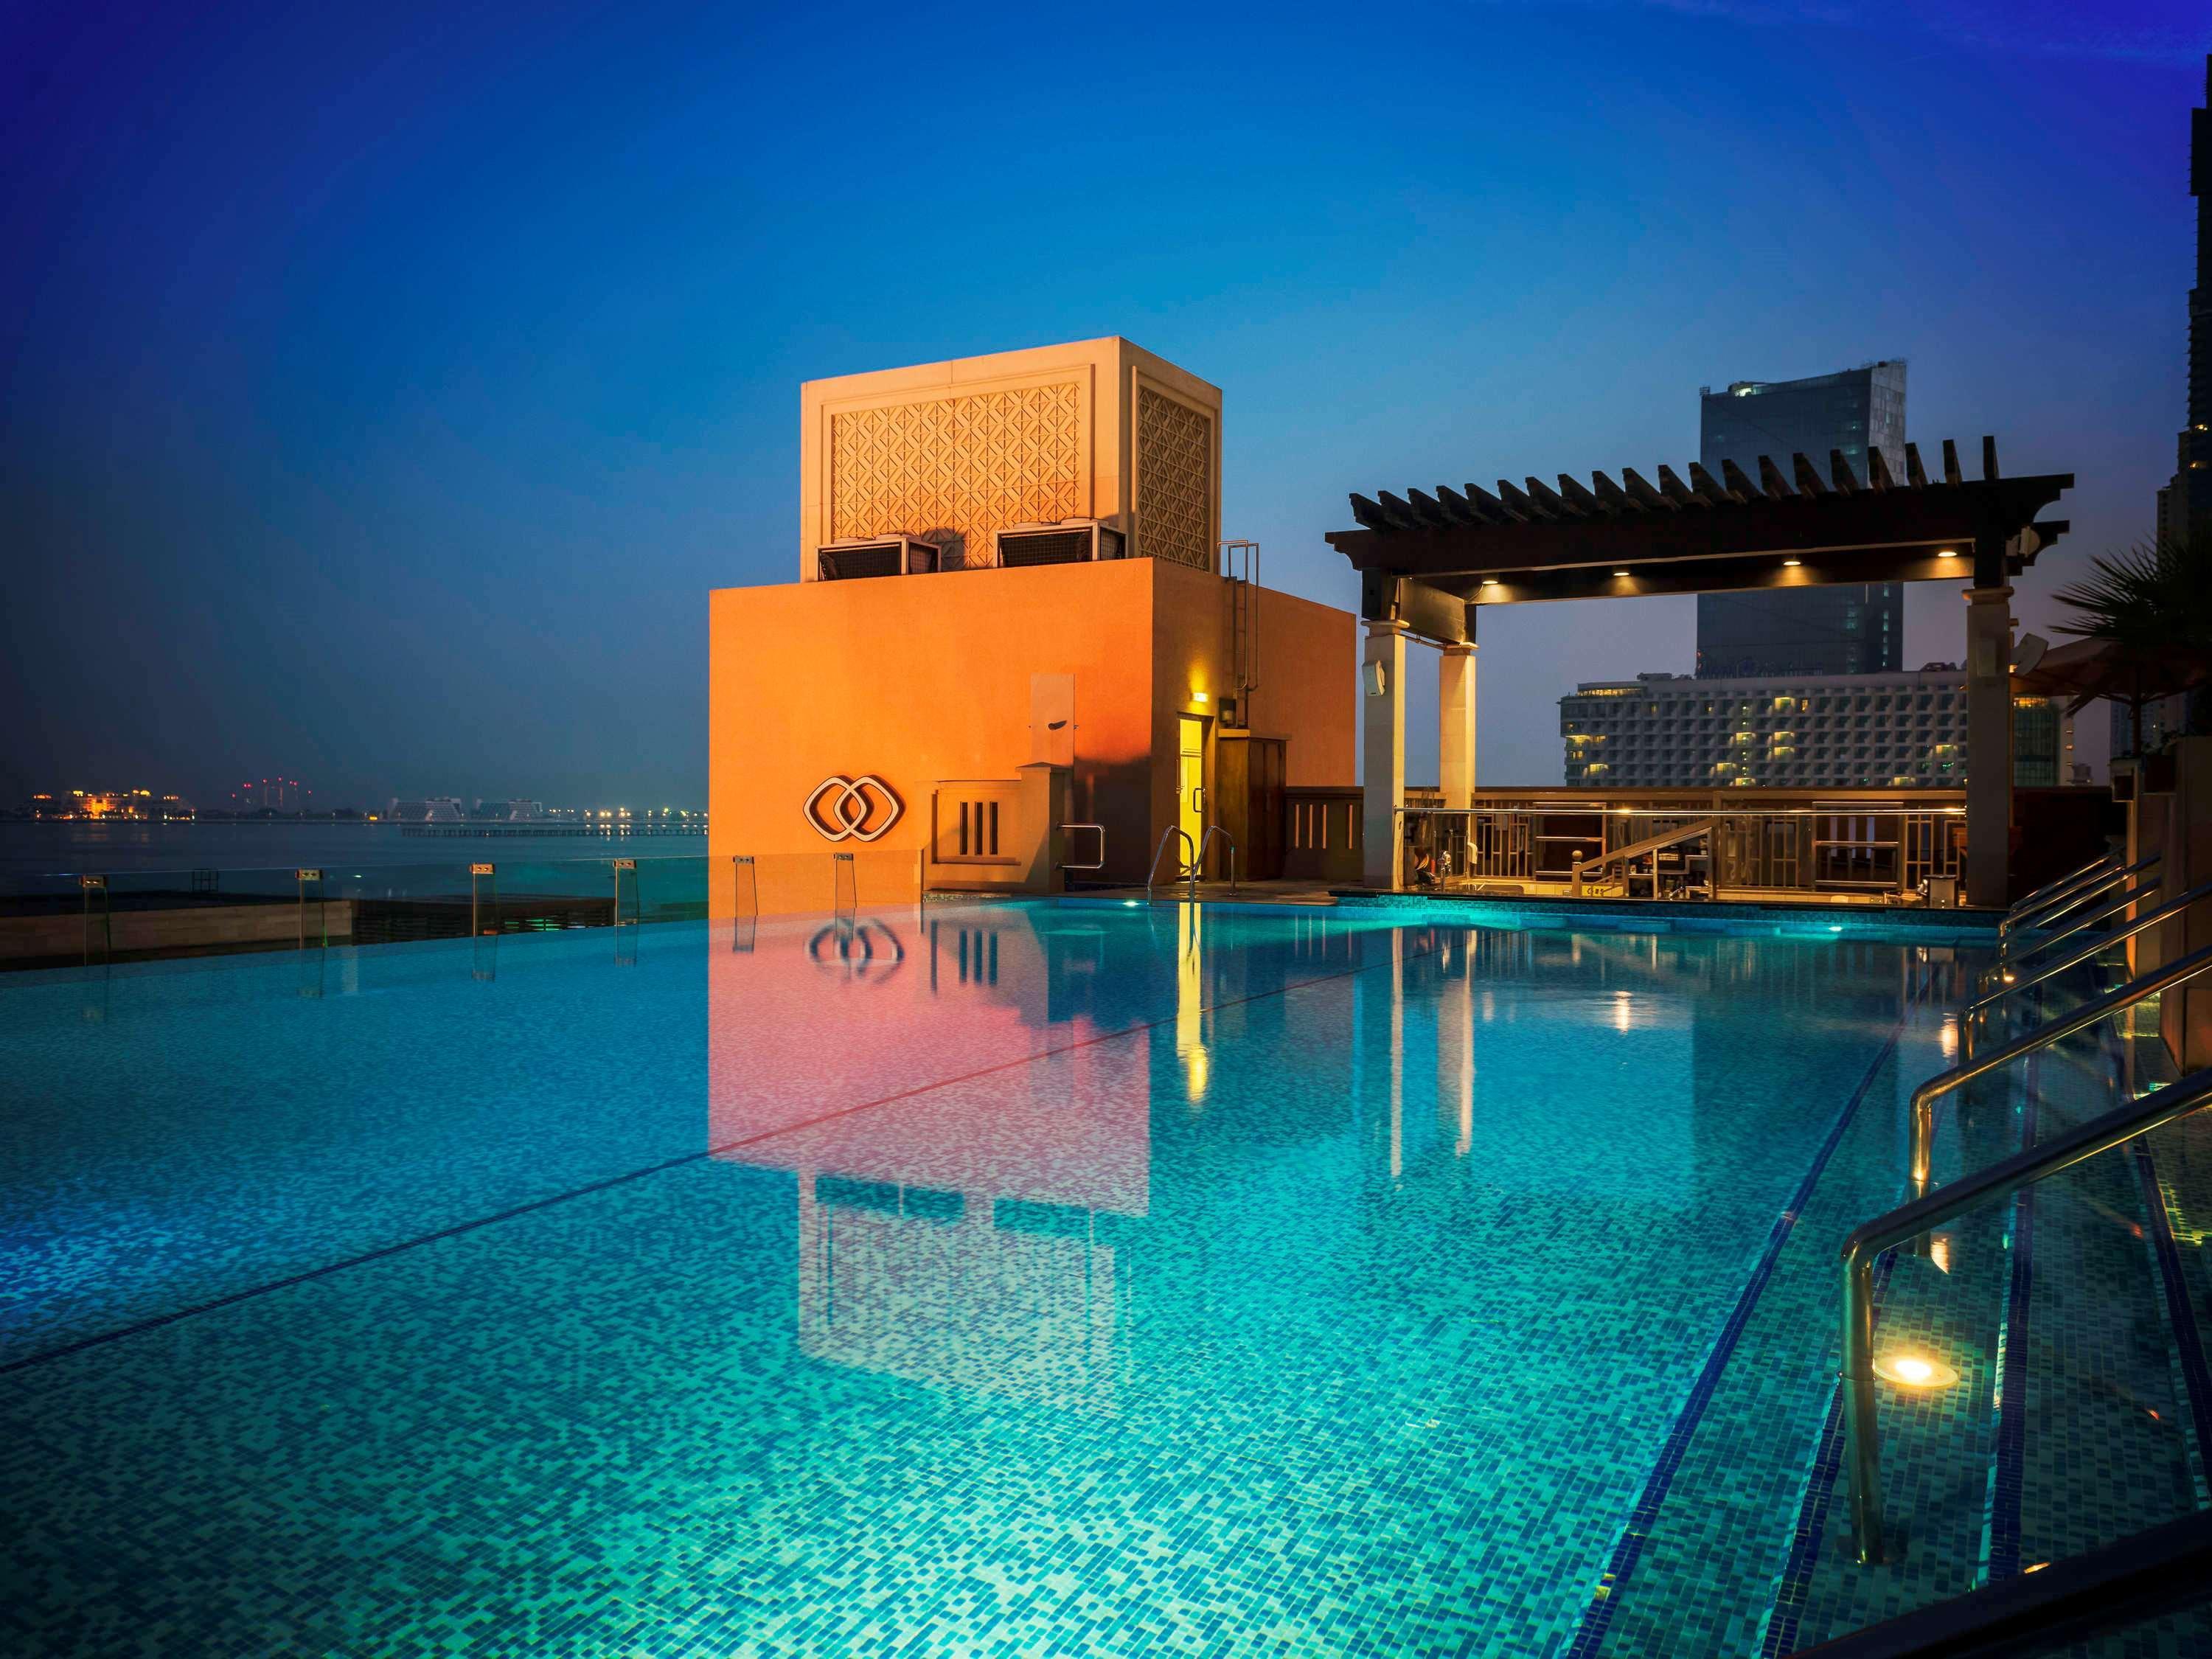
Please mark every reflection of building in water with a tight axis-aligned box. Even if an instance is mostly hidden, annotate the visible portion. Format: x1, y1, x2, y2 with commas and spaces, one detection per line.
709, 905, 1147, 1407
797, 1173, 1133, 1406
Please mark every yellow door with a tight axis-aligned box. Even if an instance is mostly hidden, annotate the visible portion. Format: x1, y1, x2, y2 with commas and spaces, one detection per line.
1178, 714, 1205, 874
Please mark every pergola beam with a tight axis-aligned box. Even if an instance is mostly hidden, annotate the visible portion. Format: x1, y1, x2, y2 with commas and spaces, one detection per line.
1327, 455, 2069, 586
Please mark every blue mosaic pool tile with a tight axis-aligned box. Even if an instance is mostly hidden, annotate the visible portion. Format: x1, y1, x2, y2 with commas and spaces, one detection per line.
1, 906, 2197, 1655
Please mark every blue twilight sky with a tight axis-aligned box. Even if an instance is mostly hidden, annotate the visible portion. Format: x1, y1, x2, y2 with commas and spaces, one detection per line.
2, 1, 2205, 810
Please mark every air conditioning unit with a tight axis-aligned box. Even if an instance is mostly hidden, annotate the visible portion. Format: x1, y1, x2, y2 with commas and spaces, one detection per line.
816, 535, 939, 581
992, 519, 1126, 568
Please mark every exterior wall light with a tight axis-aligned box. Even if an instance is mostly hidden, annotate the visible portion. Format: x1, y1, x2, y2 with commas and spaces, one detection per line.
1612, 569, 1630, 578
1784, 558, 1803, 568
1191, 690, 1208, 704
1936, 549, 1959, 559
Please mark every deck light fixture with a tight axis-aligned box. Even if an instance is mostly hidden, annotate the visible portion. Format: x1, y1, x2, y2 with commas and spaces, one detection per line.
1874, 1352, 1960, 1390
1612, 569, 1630, 577
1937, 548, 1959, 559
1784, 557, 1803, 568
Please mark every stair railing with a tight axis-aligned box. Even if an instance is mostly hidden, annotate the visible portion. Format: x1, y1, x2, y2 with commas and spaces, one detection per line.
1995, 852, 2160, 952
1797, 1505, 2212, 1655
1145, 826, 1195, 898
1570, 817, 1716, 899
1997, 852, 2121, 936
1192, 825, 1239, 895
1963, 876, 2212, 1055
1912, 936, 2212, 1194
1977, 876, 2166, 990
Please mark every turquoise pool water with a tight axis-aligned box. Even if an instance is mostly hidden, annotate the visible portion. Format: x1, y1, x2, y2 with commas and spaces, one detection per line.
1, 902, 1980, 1655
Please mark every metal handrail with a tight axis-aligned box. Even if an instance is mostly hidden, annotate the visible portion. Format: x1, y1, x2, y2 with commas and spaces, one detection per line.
1798, 1505, 2212, 1656
1999, 852, 2160, 949
1059, 824, 1106, 872
1843, 1065, 2212, 1564
1569, 817, 1716, 898
1192, 824, 1239, 894
1978, 877, 2166, 988
1964, 876, 2212, 1054
2006, 850, 2158, 934
1145, 826, 1194, 897
1998, 851, 2118, 935
1913, 936, 2212, 1192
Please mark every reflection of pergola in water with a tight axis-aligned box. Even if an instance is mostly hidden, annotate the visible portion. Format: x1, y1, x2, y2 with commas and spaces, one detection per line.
1326, 438, 2072, 907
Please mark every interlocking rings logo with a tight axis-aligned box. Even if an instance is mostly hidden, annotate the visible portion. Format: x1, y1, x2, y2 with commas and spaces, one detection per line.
801, 774, 902, 843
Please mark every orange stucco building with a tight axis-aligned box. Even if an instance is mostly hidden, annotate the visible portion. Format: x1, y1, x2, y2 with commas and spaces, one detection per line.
709, 338, 1357, 912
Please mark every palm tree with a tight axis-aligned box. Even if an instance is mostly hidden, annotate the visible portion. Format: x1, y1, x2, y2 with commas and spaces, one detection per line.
2051, 538, 2212, 755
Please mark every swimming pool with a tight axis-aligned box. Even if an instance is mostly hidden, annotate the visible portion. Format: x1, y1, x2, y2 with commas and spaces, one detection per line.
0, 900, 2197, 1655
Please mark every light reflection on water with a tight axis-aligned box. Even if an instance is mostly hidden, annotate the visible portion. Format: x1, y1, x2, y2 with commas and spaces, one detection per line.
0, 901, 1965, 1656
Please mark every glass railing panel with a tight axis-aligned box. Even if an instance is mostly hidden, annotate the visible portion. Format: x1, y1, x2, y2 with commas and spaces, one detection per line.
0, 854, 712, 967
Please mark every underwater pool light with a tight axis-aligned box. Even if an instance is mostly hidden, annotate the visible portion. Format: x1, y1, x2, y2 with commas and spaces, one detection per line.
1874, 1352, 1960, 1389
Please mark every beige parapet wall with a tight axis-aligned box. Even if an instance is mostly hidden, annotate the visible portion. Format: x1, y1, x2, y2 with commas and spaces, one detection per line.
799, 336, 1222, 579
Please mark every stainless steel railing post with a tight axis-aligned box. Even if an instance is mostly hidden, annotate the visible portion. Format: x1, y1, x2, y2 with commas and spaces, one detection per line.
1145, 826, 1195, 898
1194, 825, 1239, 895
1841, 1243, 1885, 1564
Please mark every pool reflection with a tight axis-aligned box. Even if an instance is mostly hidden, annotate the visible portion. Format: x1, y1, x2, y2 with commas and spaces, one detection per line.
710, 906, 1150, 1405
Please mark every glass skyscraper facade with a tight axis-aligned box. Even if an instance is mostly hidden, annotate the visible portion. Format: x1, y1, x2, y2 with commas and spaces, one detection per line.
1696, 362, 1907, 678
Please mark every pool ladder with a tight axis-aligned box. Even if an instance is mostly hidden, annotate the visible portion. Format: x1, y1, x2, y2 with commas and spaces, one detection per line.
1144, 825, 1239, 899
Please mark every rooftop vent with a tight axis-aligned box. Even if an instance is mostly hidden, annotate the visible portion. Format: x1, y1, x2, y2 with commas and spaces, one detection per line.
816, 535, 939, 581
993, 519, 1125, 568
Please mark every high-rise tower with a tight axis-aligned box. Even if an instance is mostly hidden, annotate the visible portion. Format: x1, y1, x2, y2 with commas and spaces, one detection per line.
2165, 57, 2212, 553
1695, 362, 1907, 678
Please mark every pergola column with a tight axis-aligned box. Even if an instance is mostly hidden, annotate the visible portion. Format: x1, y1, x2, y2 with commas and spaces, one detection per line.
1363, 619, 1407, 889
1439, 641, 1478, 808
1964, 582, 2014, 909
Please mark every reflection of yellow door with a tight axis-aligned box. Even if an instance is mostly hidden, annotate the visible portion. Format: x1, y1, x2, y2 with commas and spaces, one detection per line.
1178, 714, 1205, 872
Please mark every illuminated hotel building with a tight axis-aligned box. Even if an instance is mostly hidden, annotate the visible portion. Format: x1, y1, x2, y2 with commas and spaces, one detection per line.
1559, 669, 2066, 788
709, 338, 1355, 908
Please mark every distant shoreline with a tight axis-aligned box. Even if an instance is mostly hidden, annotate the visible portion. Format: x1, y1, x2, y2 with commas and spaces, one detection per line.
0, 820, 706, 883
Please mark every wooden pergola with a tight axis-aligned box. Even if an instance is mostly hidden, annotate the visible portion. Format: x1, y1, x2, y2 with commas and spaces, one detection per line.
1325, 437, 2073, 906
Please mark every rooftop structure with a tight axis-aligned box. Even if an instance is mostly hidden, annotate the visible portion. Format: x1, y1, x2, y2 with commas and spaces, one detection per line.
712, 338, 1352, 905
1329, 437, 2072, 905
800, 337, 1220, 579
